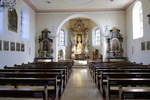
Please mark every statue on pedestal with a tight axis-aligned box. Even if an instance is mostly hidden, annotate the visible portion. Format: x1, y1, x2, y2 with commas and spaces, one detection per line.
76, 35, 83, 54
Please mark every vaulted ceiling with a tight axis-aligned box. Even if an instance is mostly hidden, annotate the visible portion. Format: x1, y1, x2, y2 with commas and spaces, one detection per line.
24, 0, 135, 13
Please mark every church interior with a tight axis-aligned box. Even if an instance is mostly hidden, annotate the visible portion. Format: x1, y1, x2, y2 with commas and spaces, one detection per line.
0, 0, 150, 100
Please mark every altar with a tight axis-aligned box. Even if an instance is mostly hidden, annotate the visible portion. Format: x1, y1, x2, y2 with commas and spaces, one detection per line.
75, 54, 86, 60
70, 19, 89, 60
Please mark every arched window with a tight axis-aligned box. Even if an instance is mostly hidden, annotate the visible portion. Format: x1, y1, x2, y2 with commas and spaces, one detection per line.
93, 28, 101, 46
133, 1, 143, 39
59, 29, 65, 46
21, 6, 30, 40
0, 10, 4, 33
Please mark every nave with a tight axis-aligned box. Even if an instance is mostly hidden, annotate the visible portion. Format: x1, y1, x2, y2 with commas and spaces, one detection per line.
1, 60, 150, 100
61, 67, 103, 100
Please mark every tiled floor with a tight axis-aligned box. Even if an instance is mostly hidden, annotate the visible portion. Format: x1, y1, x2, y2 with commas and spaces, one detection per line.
61, 67, 103, 100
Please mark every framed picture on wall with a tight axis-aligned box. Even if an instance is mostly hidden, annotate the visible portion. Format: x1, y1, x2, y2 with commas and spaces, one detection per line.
10, 42, 15, 51
0, 40, 2, 51
3, 41, 9, 51
8, 9, 18, 32
141, 42, 145, 51
21, 43, 25, 52
16, 43, 20, 51
147, 41, 150, 50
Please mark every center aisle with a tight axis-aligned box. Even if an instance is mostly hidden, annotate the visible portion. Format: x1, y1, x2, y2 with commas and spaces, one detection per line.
61, 67, 103, 100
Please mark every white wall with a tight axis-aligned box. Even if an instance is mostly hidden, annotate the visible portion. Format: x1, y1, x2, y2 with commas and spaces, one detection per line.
0, 1, 36, 67
36, 11, 126, 61
126, 0, 150, 65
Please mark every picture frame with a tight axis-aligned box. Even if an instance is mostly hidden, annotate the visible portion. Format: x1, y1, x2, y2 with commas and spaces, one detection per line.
10, 42, 15, 51
16, 43, 20, 51
8, 9, 18, 32
21, 43, 25, 52
0, 40, 2, 51
141, 42, 145, 51
147, 41, 150, 50
3, 41, 9, 51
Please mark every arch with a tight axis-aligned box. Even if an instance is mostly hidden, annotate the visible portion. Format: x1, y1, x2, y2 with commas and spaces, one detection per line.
55, 14, 100, 61
56, 14, 99, 35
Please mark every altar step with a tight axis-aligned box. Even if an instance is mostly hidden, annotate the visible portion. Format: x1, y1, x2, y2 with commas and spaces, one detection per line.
73, 60, 88, 66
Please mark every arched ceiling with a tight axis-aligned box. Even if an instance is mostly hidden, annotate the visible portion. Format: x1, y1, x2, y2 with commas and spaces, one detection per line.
24, 0, 135, 13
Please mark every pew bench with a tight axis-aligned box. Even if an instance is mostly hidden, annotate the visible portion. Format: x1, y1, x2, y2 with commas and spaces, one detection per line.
99, 72, 150, 97
106, 78, 150, 100
4, 66, 70, 82
119, 87, 150, 100
96, 69, 150, 90
0, 77, 58, 100
0, 72, 64, 97
1, 68, 68, 89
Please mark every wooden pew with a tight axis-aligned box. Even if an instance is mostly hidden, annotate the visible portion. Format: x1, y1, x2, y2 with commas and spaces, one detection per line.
21, 61, 73, 75
95, 68, 150, 87
0, 68, 67, 89
120, 87, 150, 100
5, 66, 68, 81
0, 60, 73, 100
99, 72, 150, 96
90, 62, 145, 82
89, 61, 150, 100
0, 71, 63, 97
4, 66, 69, 84
0, 77, 58, 100
107, 78, 150, 100
4, 63, 72, 88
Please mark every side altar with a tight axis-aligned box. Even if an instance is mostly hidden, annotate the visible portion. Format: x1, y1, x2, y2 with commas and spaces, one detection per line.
106, 27, 126, 61
36, 29, 55, 62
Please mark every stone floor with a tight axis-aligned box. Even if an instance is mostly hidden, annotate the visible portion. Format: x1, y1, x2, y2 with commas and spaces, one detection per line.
0, 66, 104, 100
61, 67, 103, 100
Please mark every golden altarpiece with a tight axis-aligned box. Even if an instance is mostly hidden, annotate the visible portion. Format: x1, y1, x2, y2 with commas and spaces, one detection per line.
70, 19, 89, 60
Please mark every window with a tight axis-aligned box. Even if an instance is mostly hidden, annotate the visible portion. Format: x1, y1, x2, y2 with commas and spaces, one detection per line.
0, 10, 4, 33
133, 1, 143, 39
59, 29, 65, 46
93, 28, 101, 46
21, 7, 30, 40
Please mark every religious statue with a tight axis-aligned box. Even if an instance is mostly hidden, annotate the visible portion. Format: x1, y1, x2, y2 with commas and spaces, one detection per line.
76, 35, 83, 54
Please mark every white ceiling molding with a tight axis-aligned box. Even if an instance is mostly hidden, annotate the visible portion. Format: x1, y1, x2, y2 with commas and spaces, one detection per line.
63, 0, 94, 5
23, 0, 135, 13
